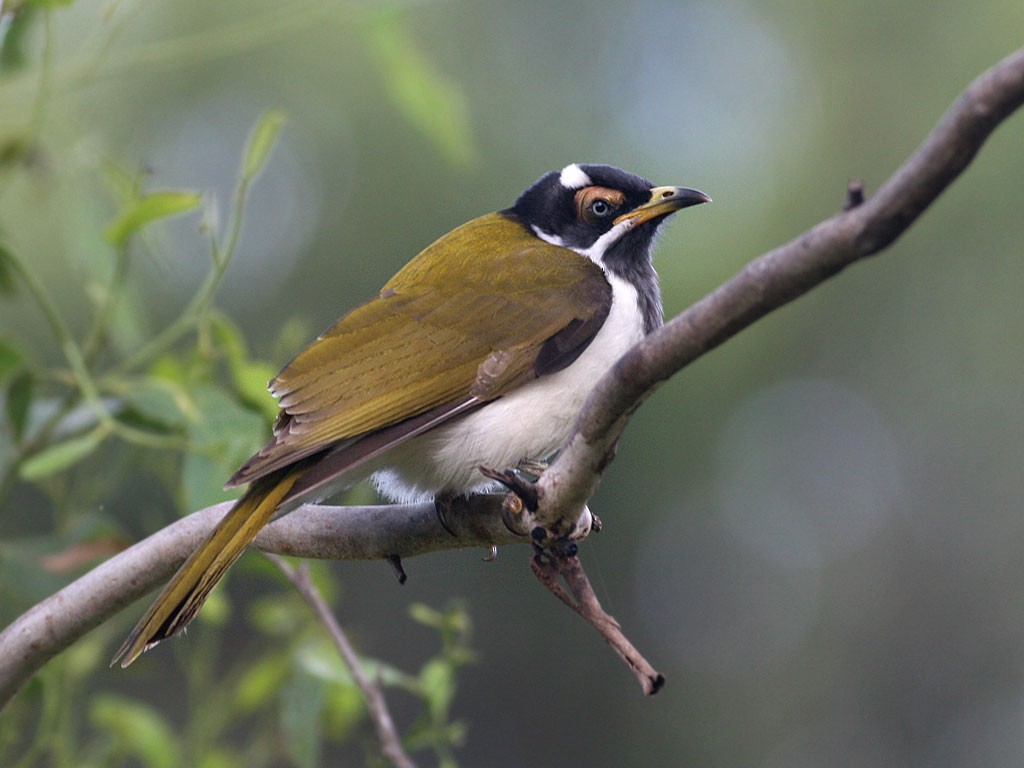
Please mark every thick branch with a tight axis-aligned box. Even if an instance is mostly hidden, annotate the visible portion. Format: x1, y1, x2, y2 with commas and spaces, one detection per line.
0, 495, 521, 709
1, 45, 1022, 710
519, 45, 1024, 536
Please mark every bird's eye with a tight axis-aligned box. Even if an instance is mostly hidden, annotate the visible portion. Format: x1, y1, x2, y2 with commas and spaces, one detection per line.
575, 186, 626, 223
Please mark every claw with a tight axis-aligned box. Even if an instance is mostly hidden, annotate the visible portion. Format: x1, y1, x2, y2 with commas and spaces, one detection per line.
499, 492, 529, 537
482, 546, 498, 562
530, 525, 548, 555
434, 492, 458, 537
479, 465, 539, 510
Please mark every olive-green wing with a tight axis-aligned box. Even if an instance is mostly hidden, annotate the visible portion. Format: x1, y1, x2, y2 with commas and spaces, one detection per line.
227, 212, 611, 487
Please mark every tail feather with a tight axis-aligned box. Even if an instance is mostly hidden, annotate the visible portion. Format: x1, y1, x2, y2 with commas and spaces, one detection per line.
112, 468, 303, 668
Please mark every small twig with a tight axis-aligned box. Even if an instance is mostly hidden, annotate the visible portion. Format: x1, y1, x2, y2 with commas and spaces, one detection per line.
844, 178, 865, 210
385, 554, 408, 585
530, 550, 665, 696
267, 554, 417, 768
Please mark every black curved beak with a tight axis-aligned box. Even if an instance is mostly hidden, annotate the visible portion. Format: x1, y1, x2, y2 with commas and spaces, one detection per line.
614, 185, 712, 226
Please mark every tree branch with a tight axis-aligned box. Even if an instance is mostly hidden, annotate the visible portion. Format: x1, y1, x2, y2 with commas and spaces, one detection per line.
1, 45, 1022, 709
0, 494, 523, 709
510, 44, 1024, 540
531, 547, 664, 695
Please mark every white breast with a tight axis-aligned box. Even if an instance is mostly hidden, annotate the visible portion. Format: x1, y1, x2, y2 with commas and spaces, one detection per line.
371, 274, 645, 503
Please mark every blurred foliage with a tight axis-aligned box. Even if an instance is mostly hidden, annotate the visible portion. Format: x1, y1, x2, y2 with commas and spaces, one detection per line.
0, 2, 479, 765
0, 0, 1022, 767
362, 9, 478, 170
1, 582, 474, 768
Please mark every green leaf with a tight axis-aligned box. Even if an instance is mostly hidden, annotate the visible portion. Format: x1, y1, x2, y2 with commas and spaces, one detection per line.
408, 602, 445, 630
294, 641, 353, 686
242, 109, 287, 181
365, 10, 477, 169
148, 353, 190, 385
0, 339, 26, 385
196, 582, 230, 627
120, 377, 196, 431
233, 359, 278, 417
409, 600, 472, 640
182, 384, 265, 509
295, 639, 410, 691
0, 9, 34, 70
19, 427, 106, 480
104, 191, 202, 247
324, 683, 365, 740
209, 312, 248, 367
5, 370, 33, 442
90, 694, 182, 768
62, 631, 107, 678
209, 314, 278, 418
235, 654, 291, 713
419, 658, 455, 722
248, 594, 306, 637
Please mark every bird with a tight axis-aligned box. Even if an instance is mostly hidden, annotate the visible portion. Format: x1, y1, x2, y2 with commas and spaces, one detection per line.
112, 163, 710, 667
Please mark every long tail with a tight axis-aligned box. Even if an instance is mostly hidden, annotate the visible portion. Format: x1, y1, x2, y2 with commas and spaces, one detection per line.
112, 467, 304, 668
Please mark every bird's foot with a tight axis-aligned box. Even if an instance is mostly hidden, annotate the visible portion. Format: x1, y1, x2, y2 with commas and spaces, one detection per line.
478, 465, 539, 510
514, 457, 549, 480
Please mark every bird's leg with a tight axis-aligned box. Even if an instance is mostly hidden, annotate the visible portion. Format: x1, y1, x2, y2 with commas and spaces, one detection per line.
478, 464, 540, 540
479, 459, 599, 541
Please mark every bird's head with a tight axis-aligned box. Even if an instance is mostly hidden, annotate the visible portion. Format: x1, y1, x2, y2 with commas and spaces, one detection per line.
505, 163, 710, 277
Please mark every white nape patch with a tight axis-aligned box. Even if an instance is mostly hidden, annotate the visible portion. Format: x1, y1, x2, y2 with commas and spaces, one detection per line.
370, 273, 646, 503
559, 163, 592, 190
531, 225, 566, 248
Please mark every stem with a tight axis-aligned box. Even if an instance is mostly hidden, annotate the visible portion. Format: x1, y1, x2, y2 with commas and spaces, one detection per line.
268, 556, 417, 768
3, 248, 109, 425
82, 242, 132, 365
111, 141, 257, 376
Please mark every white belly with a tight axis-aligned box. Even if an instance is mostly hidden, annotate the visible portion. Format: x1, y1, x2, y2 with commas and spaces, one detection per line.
371, 275, 645, 503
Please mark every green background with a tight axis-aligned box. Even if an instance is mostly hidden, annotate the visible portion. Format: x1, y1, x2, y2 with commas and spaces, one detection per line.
2, 1, 1023, 765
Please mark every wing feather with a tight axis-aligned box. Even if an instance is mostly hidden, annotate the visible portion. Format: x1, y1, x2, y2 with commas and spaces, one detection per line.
227, 212, 611, 487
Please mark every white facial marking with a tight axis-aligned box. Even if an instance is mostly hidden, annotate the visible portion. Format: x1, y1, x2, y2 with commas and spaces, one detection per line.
537, 202, 639, 270
559, 164, 592, 190
573, 218, 636, 267
531, 225, 566, 248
